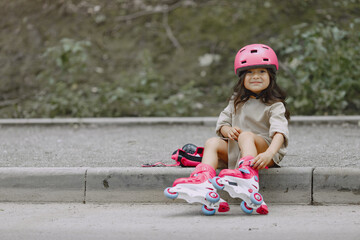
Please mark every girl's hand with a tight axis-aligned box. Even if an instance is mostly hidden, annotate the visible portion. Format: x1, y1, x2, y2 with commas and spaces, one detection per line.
226, 127, 241, 141
252, 151, 274, 170
251, 132, 284, 170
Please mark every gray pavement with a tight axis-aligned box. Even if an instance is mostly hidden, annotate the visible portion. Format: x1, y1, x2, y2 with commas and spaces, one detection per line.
0, 203, 360, 240
0, 117, 359, 205
0, 118, 359, 239
0, 122, 359, 168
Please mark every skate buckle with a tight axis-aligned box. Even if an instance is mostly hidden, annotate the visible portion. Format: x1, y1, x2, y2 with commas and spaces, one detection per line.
228, 181, 238, 186
238, 168, 250, 174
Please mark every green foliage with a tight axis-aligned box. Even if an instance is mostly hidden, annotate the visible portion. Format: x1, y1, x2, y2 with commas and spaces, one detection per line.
30, 38, 94, 117
98, 50, 205, 117
273, 22, 360, 115
25, 44, 204, 117
42, 38, 91, 76
0, 0, 359, 117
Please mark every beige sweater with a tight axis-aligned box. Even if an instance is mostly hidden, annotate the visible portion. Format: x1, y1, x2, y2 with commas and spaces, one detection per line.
215, 98, 289, 169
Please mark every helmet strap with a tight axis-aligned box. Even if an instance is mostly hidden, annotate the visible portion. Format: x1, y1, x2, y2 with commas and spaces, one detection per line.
243, 89, 265, 99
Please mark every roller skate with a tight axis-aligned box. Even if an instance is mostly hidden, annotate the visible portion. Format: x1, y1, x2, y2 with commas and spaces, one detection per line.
164, 163, 230, 216
210, 156, 268, 215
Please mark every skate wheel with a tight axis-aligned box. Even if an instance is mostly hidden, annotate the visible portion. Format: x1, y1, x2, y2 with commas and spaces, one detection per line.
210, 177, 224, 190
201, 205, 216, 216
164, 187, 178, 199
250, 192, 263, 205
205, 191, 220, 203
241, 201, 253, 214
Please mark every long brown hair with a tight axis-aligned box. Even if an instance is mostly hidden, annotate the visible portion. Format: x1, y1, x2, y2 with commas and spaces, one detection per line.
232, 68, 290, 120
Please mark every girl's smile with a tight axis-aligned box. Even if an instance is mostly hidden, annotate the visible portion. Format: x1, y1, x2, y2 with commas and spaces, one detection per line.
244, 68, 270, 94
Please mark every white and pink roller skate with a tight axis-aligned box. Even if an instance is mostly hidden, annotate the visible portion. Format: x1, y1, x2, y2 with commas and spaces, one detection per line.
164, 163, 230, 215
210, 156, 269, 215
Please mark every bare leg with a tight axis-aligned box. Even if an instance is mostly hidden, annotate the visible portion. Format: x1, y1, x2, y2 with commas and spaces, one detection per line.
201, 137, 228, 169
237, 131, 275, 167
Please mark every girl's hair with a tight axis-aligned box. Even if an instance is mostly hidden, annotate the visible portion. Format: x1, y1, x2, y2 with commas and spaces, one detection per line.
232, 68, 290, 120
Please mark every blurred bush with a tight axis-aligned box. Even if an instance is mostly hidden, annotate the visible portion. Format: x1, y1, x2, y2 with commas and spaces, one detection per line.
273, 22, 360, 115
0, 0, 359, 117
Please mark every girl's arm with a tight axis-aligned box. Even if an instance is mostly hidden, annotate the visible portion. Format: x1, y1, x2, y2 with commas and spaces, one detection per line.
252, 132, 284, 170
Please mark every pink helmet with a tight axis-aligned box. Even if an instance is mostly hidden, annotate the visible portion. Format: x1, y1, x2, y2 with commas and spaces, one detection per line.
234, 44, 279, 76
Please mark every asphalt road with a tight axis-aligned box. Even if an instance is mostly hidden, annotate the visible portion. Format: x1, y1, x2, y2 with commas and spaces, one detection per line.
0, 124, 359, 168
0, 203, 359, 240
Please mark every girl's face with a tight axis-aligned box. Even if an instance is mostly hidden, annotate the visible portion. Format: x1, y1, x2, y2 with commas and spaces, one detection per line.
244, 68, 270, 94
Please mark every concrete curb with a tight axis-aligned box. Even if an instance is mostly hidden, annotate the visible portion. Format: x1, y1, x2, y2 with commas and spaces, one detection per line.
84, 167, 312, 204
0, 168, 86, 203
313, 168, 360, 204
0, 116, 359, 126
0, 167, 359, 205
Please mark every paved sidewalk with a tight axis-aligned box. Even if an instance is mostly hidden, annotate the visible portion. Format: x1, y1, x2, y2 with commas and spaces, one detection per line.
0, 118, 359, 168
0, 126, 359, 168
0, 203, 360, 240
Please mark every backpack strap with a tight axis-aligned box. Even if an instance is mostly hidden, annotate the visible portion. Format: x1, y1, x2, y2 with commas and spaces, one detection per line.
141, 144, 203, 167
141, 162, 180, 167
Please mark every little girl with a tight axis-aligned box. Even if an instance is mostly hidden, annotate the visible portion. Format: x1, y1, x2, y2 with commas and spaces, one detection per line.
168, 44, 290, 215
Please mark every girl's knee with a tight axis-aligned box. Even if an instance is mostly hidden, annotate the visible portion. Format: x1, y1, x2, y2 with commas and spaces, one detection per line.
238, 131, 256, 141
205, 137, 228, 153
205, 137, 223, 148
204, 137, 228, 161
